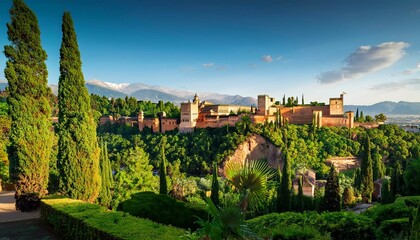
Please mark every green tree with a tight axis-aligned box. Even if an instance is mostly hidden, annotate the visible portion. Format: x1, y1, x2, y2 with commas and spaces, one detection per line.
324, 165, 341, 211
4, 0, 53, 204
99, 140, 113, 208
361, 135, 373, 203
282, 94, 286, 105
297, 176, 304, 212
279, 152, 292, 212
159, 136, 168, 194
372, 146, 385, 181
301, 94, 305, 105
342, 187, 355, 207
360, 111, 365, 122
374, 113, 387, 123
391, 161, 403, 197
210, 161, 220, 206
112, 147, 154, 208
353, 168, 362, 191
355, 108, 359, 122
57, 12, 100, 202
381, 178, 392, 204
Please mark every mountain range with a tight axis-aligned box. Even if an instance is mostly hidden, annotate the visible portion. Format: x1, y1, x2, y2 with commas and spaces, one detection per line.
1, 80, 420, 115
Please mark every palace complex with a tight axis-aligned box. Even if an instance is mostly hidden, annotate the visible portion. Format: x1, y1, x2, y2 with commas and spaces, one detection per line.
100, 93, 354, 133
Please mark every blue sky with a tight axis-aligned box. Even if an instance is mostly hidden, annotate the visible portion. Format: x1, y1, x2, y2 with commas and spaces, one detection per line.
0, 0, 419, 105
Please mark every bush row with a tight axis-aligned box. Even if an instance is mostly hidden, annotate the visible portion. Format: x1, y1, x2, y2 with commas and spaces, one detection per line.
41, 198, 186, 240
247, 211, 375, 240
119, 192, 208, 230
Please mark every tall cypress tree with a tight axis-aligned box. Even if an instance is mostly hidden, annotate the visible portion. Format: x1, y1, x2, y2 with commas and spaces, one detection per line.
297, 176, 304, 212
353, 168, 362, 191
4, 0, 53, 204
99, 140, 113, 207
361, 135, 373, 203
57, 12, 100, 202
159, 136, 168, 194
391, 161, 403, 197
210, 161, 219, 206
324, 165, 341, 211
411, 202, 420, 240
372, 146, 385, 181
279, 152, 292, 212
355, 108, 359, 122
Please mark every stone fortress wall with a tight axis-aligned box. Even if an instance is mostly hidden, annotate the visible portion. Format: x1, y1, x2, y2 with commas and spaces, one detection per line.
99, 93, 354, 133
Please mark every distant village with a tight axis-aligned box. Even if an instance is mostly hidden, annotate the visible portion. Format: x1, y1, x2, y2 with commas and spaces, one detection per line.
100, 93, 382, 133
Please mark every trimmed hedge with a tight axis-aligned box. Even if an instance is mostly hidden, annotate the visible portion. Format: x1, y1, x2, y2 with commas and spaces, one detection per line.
376, 218, 410, 240
247, 211, 374, 240
119, 192, 207, 230
41, 198, 186, 240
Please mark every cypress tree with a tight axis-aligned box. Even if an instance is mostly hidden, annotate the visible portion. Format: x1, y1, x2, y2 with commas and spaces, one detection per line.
57, 12, 100, 202
159, 136, 168, 194
360, 111, 365, 122
4, 0, 53, 204
342, 187, 355, 207
282, 94, 286, 105
391, 161, 403, 197
355, 108, 359, 122
353, 168, 362, 191
361, 135, 373, 203
372, 146, 385, 181
324, 165, 341, 211
297, 176, 304, 212
381, 178, 392, 204
301, 94, 304, 105
276, 162, 282, 211
99, 140, 113, 207
210, 161, 219, 206
279, 152, 292, 212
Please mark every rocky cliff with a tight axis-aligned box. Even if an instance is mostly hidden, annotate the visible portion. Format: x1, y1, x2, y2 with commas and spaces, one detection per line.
223, 134, 282, 173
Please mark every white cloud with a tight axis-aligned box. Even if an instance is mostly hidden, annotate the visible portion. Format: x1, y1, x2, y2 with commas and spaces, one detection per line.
203, 63, 214, 67
318, 42, 410, 84
370, 78, 420, 91
401, 62, 420, 75
262, 55, 273, 62
414, 9, 420, 14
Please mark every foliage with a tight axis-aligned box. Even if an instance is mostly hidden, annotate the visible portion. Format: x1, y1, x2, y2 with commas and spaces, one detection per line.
361, 135, 373, 203
372, 146, 385, 181
404, 158, 420, 196
279, 152, 292, 212
41, 198, 186, 240
272, 224, 330, 240
197, 197, 258, 240
391, 161, 404, 197
411, 203, 420, 240
15, 192, 41, 212
225, 159, 276, 211
376, 218, 411, 240
247, 211, 374, 240
342, 187, 355, 207
323, 165, 341, 211
381, 178, 393, 204
119, 192, 207, 230
0, 116, 11, 183
5, 0, 53, 202
159, 136, 168, 194
112, 147, 154, 209
211, 161, 220, 206
362, 197, 416, 226
98, 140, 113, 207
297, 176, 304, 212
57, 12, 100, 202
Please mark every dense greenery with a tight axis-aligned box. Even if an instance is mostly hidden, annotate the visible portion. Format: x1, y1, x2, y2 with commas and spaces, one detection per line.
361, 135, 374, 203
4, 0, 53, 202
247, 211, 375, 240
98, 140, 113, 207
57, 12, 100, 202
119, 192, 207, 230
323, 165, 341, 211
41, 198, 186, 240
90, 94, 181, 121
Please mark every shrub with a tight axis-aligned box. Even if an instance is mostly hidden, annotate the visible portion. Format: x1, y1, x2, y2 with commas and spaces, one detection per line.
15, 193, 41, 212
119, 192, 207, 230
41, 198, 186, 240
272, 224, 330, 240
247, 211, 374, 240
376, 218, 410, 240
362, 200, 413, 225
